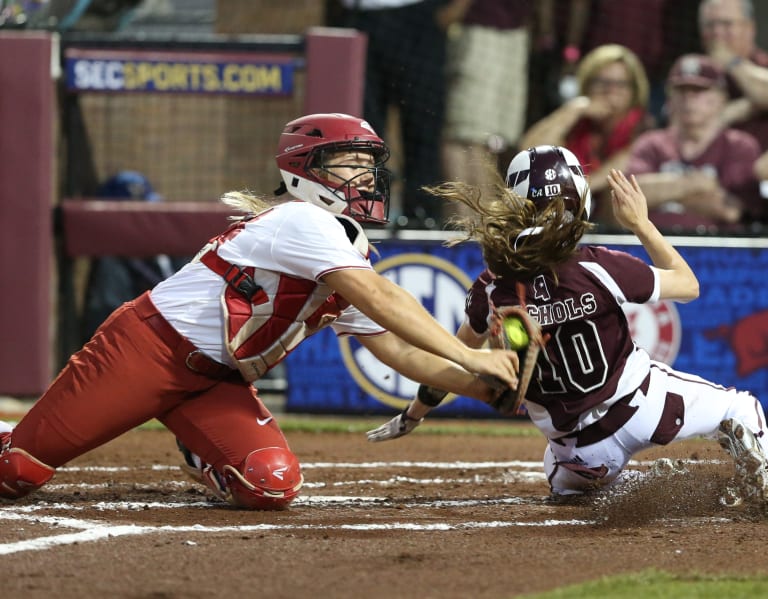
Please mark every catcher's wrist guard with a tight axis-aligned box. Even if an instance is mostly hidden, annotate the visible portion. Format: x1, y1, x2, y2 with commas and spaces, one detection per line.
417, 384, 449, 407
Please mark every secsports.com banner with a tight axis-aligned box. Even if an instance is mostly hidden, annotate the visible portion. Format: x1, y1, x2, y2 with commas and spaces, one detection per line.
284, 233, 768, 418
64, 48, 298, 95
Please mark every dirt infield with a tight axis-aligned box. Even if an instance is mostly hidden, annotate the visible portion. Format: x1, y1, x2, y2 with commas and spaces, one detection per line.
2, 420, 768, 599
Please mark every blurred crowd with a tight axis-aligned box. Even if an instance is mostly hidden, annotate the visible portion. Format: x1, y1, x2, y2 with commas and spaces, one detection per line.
6, 0, 768, 235
329, 0, 768, 235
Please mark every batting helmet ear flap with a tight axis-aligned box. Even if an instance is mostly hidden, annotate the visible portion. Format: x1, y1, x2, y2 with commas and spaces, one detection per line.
223, 447, 303, 510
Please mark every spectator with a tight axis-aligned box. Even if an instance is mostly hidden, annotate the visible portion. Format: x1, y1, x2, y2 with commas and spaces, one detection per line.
524, 0, 585, 128
81, 170, 189, 343
440, 0, 544, 222
626, 54, 763, 234
336, 0, 450, 229
552, 0, 703, 126
699, 0, 768, 151
564, 0, 664, 109
520, 44, 654, 226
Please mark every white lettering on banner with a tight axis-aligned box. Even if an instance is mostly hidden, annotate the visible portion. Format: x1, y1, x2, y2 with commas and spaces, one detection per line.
68, 56, 291, 94
73, 60, 124, 90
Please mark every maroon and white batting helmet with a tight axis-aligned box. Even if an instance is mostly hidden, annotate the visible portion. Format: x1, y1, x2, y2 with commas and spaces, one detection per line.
506, 145, 592, 220
275, 113, 392, 224
223, 446, 303, 510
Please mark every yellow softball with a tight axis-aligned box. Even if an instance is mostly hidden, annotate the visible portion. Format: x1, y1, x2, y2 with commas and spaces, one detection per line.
503, 316, 529, 350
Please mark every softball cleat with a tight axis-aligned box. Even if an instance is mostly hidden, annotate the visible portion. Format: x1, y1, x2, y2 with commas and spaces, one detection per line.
718, 418, 768, 503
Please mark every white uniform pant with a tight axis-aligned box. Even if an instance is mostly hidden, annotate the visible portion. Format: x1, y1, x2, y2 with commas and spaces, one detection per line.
544, 361, 767, 495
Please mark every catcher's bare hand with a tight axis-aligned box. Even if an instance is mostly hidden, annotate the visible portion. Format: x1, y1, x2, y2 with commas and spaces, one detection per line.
462, 347, 519, 388
366, 408, 423, 442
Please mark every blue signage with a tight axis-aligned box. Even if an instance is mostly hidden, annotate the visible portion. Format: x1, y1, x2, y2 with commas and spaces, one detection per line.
64, 49, 296, 95
284, 234, 768, 417
338, 252, 473, 410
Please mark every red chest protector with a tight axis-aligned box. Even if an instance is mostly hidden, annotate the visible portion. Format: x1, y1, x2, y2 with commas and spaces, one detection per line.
197, 211, 368, 381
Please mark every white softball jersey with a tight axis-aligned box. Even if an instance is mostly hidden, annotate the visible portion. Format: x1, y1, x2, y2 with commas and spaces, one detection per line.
150, 201, 386, 377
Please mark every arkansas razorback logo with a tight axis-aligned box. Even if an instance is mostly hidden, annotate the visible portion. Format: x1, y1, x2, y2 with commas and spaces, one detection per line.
705, 310, 768, 377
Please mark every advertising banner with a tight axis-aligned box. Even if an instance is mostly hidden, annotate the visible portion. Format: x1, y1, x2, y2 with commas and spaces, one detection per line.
284, 234, 768, 417
64, 48, 298, 95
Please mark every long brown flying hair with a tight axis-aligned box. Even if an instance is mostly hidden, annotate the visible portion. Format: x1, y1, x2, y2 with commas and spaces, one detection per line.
429, 176, 594, 283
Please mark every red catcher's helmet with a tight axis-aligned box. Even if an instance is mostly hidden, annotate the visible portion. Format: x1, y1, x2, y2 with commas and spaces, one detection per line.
223, 447, 303, 510
506, 145, 592, 220
275, 113, 392, 224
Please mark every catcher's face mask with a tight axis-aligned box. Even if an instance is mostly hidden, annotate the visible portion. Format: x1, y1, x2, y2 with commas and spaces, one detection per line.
274, 113, 392, 225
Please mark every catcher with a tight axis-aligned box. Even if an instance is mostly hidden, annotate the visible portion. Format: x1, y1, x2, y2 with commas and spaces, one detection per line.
0, 113, 519, 509
368, 145, 768, 505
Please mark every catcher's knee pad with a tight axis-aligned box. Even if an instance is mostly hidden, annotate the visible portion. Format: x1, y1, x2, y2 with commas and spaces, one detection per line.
0, 443, 55, 499
223, 447, 303, 510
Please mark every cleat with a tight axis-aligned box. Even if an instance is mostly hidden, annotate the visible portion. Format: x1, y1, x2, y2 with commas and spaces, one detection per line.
718, 418, 768, 502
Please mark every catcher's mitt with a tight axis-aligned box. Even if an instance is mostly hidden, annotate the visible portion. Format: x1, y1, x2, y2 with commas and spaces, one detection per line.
485, 304, 545, 415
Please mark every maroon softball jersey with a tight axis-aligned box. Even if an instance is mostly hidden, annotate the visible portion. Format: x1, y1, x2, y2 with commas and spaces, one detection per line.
465, 245, 656, 433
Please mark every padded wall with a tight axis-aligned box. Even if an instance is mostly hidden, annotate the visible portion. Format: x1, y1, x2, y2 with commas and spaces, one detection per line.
0, 32, 56, 395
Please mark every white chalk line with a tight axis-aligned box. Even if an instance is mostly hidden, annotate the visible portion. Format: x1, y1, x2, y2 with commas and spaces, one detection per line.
0, 459, 570, 556
43, 472, 546, 492
0, 457, 724, 556
57, 461, 543, 473
57, 458, 725, 474
0, 493, 538, 516
0, 518, 593, 556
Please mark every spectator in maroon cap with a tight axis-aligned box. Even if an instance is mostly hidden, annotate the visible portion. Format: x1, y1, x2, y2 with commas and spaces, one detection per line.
626, 53, 762, 234
699, 0, 768, 151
